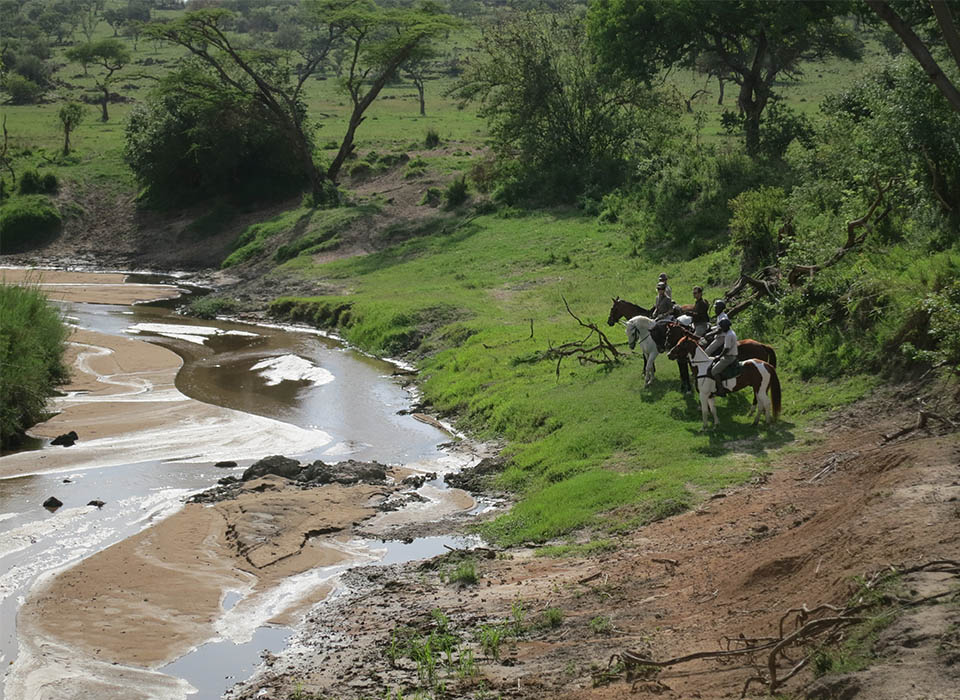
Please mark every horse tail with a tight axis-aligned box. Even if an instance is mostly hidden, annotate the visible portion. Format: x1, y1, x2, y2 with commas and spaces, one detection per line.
766, 344, 777, 367
768, 364, 781, 419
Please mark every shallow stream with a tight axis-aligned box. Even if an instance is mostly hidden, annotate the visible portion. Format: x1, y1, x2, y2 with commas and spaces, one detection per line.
0, 280, 473, 699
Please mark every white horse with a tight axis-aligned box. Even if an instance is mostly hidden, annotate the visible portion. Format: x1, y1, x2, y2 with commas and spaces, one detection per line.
624, 314, 659, 386
668, 336, 781, 430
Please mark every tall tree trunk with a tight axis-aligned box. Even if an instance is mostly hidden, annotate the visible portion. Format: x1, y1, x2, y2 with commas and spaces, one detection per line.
100, 87, 109, 121
63, 127, 72, 156
417, 80, 425, 116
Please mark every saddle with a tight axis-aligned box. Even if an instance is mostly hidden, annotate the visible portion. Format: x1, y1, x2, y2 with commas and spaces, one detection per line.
717, 361, 743, 381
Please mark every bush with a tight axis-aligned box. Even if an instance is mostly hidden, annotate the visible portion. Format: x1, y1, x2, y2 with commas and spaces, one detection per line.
424, 127, 441, 148
443, 176, 469, 209
3, 74, 44, 104
18, 170, 58, 195
186, 295, 240, 319
125, 73, 310, 206
729, 186, 786, 272
0, 283, 69, 448
0, 196, 62, 252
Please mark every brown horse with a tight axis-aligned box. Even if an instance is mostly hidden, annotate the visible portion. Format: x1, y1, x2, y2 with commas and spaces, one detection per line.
664, 322, 777, 367
606, 297, 654, 326
668, 336, 781, 429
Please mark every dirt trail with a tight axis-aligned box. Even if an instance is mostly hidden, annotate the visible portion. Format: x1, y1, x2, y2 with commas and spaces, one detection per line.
228, 386, 960, 700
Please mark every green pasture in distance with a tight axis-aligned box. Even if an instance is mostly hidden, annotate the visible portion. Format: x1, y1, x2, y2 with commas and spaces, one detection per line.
273, 210, 874, 545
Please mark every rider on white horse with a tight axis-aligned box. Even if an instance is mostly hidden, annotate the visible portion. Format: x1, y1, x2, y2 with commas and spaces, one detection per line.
704, 317, 738, 396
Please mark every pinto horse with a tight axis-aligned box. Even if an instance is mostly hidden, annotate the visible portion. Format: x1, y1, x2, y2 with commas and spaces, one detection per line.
664, 321, 778, 367
609, 298, 693, 392
668, 336, 781, 430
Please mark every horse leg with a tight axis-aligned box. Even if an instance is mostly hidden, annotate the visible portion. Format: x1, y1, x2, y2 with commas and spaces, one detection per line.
699, 391, 711, 430
677, 358, 691, 394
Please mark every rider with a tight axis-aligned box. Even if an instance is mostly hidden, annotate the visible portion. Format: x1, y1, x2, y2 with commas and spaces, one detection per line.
700, 299, 729, 346
705, 317, 738, 396
652, 281, 674, 319
691, 286, 709, 337
658, 272, 672, 299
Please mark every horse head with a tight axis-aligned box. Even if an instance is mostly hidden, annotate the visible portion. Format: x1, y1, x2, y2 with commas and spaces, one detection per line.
667, 335, 696, 361
607, 297, 622, 327
665, 322, 695, 351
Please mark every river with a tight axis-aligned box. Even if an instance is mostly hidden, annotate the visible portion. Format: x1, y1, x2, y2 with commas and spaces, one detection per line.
0, 271, 477, 700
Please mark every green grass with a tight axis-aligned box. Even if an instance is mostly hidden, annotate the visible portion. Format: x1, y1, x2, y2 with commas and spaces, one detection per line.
268, 209, 874, 544
0, 282, 70, 448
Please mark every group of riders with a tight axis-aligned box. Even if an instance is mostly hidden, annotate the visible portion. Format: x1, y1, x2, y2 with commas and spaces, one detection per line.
650, 272, 737, 397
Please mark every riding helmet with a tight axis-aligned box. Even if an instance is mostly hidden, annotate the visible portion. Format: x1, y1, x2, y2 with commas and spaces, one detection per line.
714, 299, 726, 311
719, 317, 732, 330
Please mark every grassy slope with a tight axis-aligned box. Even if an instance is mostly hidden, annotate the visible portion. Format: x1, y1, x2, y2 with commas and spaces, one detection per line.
273, 211, 873, 545
1, 11, 890, 545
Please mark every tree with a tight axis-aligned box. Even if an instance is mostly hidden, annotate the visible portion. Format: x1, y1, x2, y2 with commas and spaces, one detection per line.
452, 9, 674, 203
146, 3, 455, 204
401, 44, 438, 116
587, 0, 862, 156
76, 0, 106, 42
65, 39, 131, 121
865, 0, 960, 113
58, 102, 86, 156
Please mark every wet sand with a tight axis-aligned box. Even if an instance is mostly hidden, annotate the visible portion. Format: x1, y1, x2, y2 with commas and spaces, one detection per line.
2, 270, 474, 699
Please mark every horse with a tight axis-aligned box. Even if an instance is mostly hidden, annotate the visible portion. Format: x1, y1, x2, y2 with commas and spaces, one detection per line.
668, 335, 781, 430
610, 298, 693, 392
607, 297, 654, 326
624, 315, 660, 386
664, 322, 778, 367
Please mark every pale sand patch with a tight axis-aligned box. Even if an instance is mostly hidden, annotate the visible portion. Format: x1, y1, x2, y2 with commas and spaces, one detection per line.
0, 268, 180, 305
0, 328, 333, 478
10, 476, 391, 700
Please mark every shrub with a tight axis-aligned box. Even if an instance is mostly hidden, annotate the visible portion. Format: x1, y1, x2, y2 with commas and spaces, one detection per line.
404, 156, 428, 179
0, 195, 62, 252
18, 170, 58, 195
3, 74, 44, 104
420, 187, 442, 207
424, 127, 441, 148
348, 160, 374, 178
442, 176, 469, 209
729, 186, 786, 272
186, 295, 239, 319
0, 282, 69, 448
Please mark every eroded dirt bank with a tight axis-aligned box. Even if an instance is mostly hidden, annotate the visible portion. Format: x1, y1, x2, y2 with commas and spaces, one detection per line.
227, 387, 960, 700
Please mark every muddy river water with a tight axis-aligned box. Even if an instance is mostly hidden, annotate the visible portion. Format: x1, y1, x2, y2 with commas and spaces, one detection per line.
0, 271, 477, 700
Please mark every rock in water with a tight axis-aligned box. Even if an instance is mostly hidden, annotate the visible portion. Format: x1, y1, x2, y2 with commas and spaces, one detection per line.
51, 430, 79, 447
43, 497, 63, 511
87, 500, 105, 509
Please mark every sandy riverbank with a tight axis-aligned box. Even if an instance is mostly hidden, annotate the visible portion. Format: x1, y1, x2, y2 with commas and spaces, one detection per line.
2, 269, 476, 700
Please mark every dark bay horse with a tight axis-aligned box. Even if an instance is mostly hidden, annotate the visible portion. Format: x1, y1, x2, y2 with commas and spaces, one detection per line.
668, 336, 781, 429
607, 297, 692, 393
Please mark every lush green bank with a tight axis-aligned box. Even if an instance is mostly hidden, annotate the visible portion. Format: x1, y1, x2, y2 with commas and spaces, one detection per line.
266, 209, 883, 545
0, 283, 69, 449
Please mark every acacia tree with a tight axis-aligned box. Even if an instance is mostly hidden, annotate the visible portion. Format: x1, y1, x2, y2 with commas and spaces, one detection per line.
587, 0, 862, 156
65, 39, 131, 121
147, 2, 454, 205
401, 44, 438, 116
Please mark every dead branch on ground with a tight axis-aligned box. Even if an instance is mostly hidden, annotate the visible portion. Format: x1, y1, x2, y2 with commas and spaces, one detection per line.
603, 559, 960, 697
520, 296, 624, 380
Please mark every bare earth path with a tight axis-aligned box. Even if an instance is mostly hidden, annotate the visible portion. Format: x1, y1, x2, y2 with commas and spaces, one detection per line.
228, 386, 960, 700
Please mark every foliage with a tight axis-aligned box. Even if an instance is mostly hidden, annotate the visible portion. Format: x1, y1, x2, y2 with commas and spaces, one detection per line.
65, 38, 131, 121
921, 281, 960, 372
3, 73, 44, 104
729, 186, 786, 272
0, 282, 69, 448
17, 170, 58, 195
587, 0, 862, 155
186, 295, 240, 320
58, 102, 86, 156
0, 194, 61, 252
124, 70, 309, 206
442, 175, 468, 209
449, 559, 478, 585
452, 8, 675, 204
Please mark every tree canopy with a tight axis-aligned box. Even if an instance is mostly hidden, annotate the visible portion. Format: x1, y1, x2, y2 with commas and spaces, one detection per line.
587, 0, 862, 155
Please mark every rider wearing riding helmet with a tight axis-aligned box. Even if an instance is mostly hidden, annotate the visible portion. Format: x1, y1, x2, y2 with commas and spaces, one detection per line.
653, 281, 674, 319
658, 272, 672, 299
691, 286, 709, 336
705, 316, 738, 396
700, 299, 729, 346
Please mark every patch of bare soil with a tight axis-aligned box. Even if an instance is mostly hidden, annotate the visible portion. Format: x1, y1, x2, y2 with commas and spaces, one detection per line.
226, 383, 960, 700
